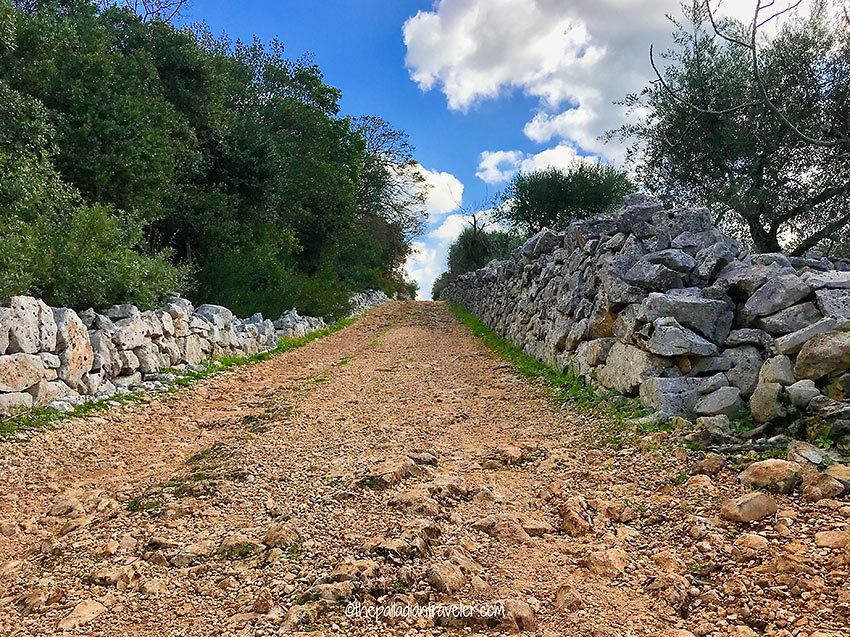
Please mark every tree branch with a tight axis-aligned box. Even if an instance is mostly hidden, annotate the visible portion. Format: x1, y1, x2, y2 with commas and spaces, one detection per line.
748, 0, 849, 149
791, 209, 850, 256
649, 45, 759, 115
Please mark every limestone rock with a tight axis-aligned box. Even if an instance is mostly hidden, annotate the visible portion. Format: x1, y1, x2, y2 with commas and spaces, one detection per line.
596, 342, 670, 395
802, 270, 850, 290
744, 273, 811, 317
1, 296, 46, 353
428, 561, 466, 594
640, 375, 726, 419
787, 380, 820, 408
724, 346, 763, 396
775, 317, 845, 355
580, 548, 629, 577
691, 453, 726, 476
694, 386, 744, 418
801, 472, 845, 502
641, 289, 733, 344
57, 598, 106, 631
750, 381, 786, 423
53, 309, 93, 387
754, 302, 821, 334
815, 288, 850, 318
0, 353, 44, 393
0, 392, 34, 416
814, 530, 849, 548
759, 355, 795, 386
646, 317, 718, 357
796, 329, 850, 380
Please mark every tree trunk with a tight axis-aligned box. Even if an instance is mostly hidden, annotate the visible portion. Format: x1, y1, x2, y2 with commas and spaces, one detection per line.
747, 216, 782, 253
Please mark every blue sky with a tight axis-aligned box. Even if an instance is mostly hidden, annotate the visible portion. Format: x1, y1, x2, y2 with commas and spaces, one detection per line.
178, 0, 769, 298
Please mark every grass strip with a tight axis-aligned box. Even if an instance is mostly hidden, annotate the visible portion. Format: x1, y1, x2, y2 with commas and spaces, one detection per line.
447, 302, 657, 448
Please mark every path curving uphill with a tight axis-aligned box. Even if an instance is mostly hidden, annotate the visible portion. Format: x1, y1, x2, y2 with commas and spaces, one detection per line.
0, 302, 845, 636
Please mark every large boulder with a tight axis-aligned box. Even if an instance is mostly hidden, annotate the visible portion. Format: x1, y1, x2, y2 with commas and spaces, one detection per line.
794, 330, 850, 380
640, 289, 733, 344
744, 273, 811, 317
640, 375, 727, 419
754, 302, 821, 335
0, 353, 45, 393
595, 342, 670, 395
645, 317, 718, 357
53, 309, 93, 388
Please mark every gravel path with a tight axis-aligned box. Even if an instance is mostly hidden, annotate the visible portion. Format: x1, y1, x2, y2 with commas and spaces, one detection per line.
0, 302, 846, 636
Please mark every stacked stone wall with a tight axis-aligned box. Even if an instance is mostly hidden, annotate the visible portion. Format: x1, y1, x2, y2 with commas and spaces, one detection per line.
443, 195, 850, 447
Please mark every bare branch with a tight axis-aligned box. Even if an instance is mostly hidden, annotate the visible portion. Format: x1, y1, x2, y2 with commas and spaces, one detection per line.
756, 0, 802, 29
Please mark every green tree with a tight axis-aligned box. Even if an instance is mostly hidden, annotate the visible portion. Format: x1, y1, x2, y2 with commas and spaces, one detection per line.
497, 163, 633, 235
0, 75, 185, 308
343, 116, 428, 295
614, 1, 850, 255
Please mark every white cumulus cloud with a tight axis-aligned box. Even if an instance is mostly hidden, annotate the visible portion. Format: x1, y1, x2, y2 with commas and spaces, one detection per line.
476, 144, 598, 184
417, 165, 465, 217
404, 0, 793, 164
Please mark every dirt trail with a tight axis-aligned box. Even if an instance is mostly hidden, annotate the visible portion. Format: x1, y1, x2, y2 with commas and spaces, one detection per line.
0, 302, 845, 636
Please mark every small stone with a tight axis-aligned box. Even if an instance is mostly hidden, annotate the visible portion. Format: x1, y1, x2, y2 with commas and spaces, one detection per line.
253, 589, 274, 614
57, 598, 107, 631
801, 473, 845, 502
734, 533, 768, 551
720, 492, 777, 522
138, 578, 164, 595
48, 496, 85, 518
739, 459, 802, 494
263, 523, 298, 548
428, 560, 466, 593
691, 453, 726, 476
580, 547, 629, 578
814, 530, 849, 548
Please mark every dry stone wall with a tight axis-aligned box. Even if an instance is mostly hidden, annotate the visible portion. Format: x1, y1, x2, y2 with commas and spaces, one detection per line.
443, 195, 850, 448
0, 290, 389, 417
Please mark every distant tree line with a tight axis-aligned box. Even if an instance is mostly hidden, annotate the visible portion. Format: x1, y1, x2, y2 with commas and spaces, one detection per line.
0, 0, 422, 317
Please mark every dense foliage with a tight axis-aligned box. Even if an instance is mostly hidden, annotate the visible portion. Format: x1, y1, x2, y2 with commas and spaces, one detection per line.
0, 0, 423, 317
431, 222, 522, 299
497, 163, 633, 235
614, 1, 850, 255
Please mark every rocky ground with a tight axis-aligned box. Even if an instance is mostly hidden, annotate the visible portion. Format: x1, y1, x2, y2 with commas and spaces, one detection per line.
0, 301, 847, 636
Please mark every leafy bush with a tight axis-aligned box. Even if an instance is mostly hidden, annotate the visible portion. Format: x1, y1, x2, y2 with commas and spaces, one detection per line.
498, 163, 633, 234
